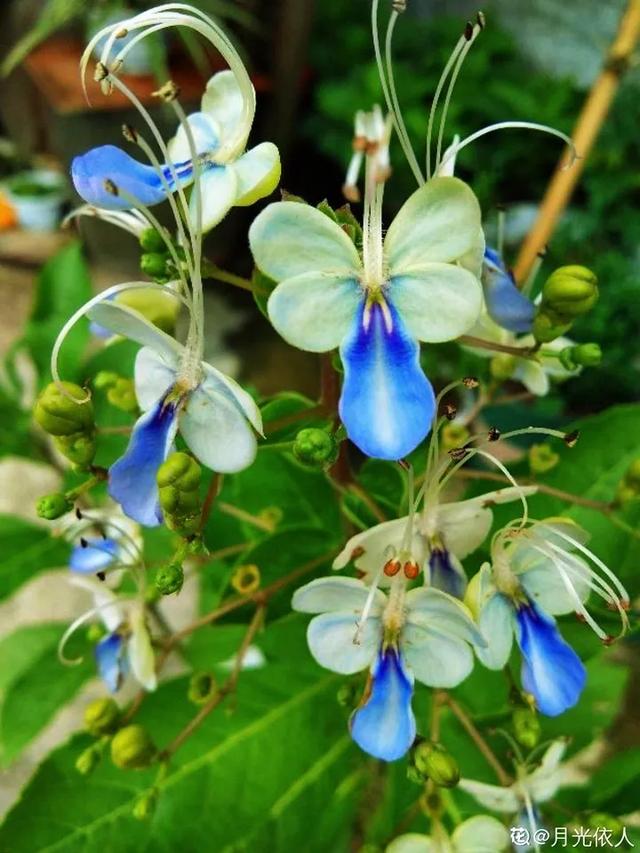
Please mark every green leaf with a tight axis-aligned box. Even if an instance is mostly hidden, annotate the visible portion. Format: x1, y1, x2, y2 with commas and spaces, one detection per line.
0, 515, 69, 602
0, 624, 92, 766
1, 0, 86, 76
588, 747, 640, 814
261, 392, 331, 445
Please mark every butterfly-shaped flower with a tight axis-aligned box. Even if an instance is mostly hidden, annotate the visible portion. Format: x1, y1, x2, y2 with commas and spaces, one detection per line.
293, 574, 484, 761
250, 177, 483, 460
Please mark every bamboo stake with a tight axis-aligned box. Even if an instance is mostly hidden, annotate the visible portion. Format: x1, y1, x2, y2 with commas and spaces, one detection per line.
513, 0, 640, 283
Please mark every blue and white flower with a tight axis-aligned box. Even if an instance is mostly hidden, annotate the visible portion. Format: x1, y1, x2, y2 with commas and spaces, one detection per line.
386, 815, 510, 853
466, 520, 629, 716
72, 8, 280, 231
60, 506, 142, 575
482, 247, 535, 335
292, 573, 484, 761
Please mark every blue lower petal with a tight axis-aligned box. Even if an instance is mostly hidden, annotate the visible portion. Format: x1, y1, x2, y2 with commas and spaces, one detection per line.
350, 646, 416, 761
95, 633, 126, 693
428, 548, 466, 598
482, 247, 535, 334
339, 300, 435, 460
109, 391, 178, 527
71, 144, 192, 210
69, 538, 118, 574
515, 600, 586, 717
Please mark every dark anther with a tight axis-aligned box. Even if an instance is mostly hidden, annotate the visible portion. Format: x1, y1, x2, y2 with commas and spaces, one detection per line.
462, 376, 480, 389
122, 124, 138, 143
449, 447, 469, 461
75, 508, 83, 520
444, 403, 457, 421
488, 427, 501, 442
476, 11, 486, 29
94, 61, 109, 82
463, 21, 474, 40
392, 0, 407, 11
152, 80, 181, 102
602, 635, 615, 646
96, 571, 106, 582
80, 537, 88, 548
104, 179, 119, 196
563, 429, 580, 448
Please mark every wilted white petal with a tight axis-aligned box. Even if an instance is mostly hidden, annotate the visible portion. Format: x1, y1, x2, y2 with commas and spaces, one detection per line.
457, 778, 520, 813
452, 815, 510, 853
527, 739, 569, 803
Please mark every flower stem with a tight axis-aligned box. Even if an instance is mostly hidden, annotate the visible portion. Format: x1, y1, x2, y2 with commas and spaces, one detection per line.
441, 692, 512, 785
200, 259, 266, 295
458, 335, 536, 359
198, 472, 222, 533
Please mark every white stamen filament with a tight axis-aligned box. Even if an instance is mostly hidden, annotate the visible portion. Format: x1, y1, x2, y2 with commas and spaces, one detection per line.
496, 208, 506, 258
63, 205, 148, 237
354, 563, 385, 644
57, 600, 123, 665
521, 250, 545, 298
361, 150, 386, 290
425, 34, 466, 180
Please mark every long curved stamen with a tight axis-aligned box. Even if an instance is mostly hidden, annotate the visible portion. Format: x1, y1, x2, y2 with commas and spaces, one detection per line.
439, 122, 578, 175
51, 282, 189, 401
73, 513, 145, 568
434, 17, 483, 176
63, 205, 148, 236
57, 601, 123, 665
521, 787, 542, 853
425, 32, 466, 180
354, 563, 386, 644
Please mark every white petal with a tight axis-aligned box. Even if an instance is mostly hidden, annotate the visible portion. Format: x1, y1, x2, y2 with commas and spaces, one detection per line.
292, 576, 385, 615
195, 165, 238, 231
249, 201, 361, 282
516, 550, 591, 615
457, 227, 486, 278
267, 272, 362, 353
457, 778, 519, 813
527, 739, 569, 803
386, 834, 436, 853
201, 70, 253, 149
307, 611, 380, 674
69, 576, 123, 634
179, 382, 257, 473
405, 587, 485, 647
402, 623, 474, 687
134, 346, 176, 411
233, 142, 281, 206
202, 362, 263, 435
87, 299, 182, 364
513, 359, 550, 395
476, 592, 515, 670
385, 177, 482, 272
167, 111, 220, 162
390, 264, 483, 343
452, 816, 510, 853
127, 605, 157, 691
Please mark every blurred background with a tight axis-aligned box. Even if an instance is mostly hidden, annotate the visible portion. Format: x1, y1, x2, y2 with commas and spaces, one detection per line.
0, 0, 638, 818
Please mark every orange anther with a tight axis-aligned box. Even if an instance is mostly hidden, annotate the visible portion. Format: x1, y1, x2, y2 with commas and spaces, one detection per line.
384, 558, 401, 577
403, 560, 420, 580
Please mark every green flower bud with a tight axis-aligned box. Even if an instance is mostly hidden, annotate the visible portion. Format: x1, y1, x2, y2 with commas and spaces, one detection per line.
110, 724, 156, 769
569, 343, 602, 367
292, 428, 339, 469
132, 788, 158, 821
532, 310, 572, 344
158, 452, 202, 532
406, 764, 427, 786
230, 563, 260, 595
155, 562, 184, 596
157, 451, 201, 492
541, 266, 599, 319
512, 706, 541, 750
36, 492, 73, 520
490, 354, 517, 381
528, 443, 560, 475
139, 227, 166, 253
188, 672, 216, 705
411, 741, 460, 788
93, 370, 120, 390
107, 377, 138, 413
75, 744, 102, 776
587, 813, 623, 835
115, 289, 178, 335
86, 623, 106, 643
34, 382, 94, 436
140, 252, 169, 281
54, 433, 97, 468
84, 698, 121, 736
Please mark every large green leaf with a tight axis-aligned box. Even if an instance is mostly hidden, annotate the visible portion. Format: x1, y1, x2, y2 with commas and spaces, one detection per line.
0, 624, 92, 766
0, 515, 69, 602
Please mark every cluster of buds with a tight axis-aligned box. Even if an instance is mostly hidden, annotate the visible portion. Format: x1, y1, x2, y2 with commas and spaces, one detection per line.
157, 452, 202, 535
558, 342, 602, 370
76, 699, 155, 778
616, 459, 640, 507
139, 226, 175, 284
532, 266, 599, 343
512, 705, 541, 750
408, 740, 460, 788
34, 381, 96, 469
94, 371, 138, 414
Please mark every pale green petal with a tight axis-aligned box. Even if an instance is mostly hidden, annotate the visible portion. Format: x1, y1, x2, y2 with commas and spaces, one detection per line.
87, 299, 182, 363
202, 362, 263, 435
267, 272, 361, 352
167, 112, 220, 162
402, 623, 474, 687
292, 576, 385, 615
249, 202, 362, 282
134, 346, 176, 411
513, 358, 549, 395
385, 177, 481, 272
457, 227, 486, 278
201, 70, 252, 148
233, 142, 281, 206
195, 165, 238, 231
457, 778, 519, 813
405, 587, 485, 647
387, 834, 436, 853
476, 592, 515, 670
452, 816, 510, 853
307, 611, 380, 674
390, 263, 482, 343
516, 549, 591, 615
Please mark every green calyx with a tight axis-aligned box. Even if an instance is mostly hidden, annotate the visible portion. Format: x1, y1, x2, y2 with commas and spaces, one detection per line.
110, 724, 156, 769
54, 433, 97, 468
84, 698, 121, 737
75, 744, 103, 776
155, 562, 184, 596
36, 491, 73, 520
34, 382, 94, 437
410, 741, 460, 788
139, 227, 166, 253
157, 452, 202, 532
293, 428, 339, 469
512, 706, 541, 750
140, 252, 170, 281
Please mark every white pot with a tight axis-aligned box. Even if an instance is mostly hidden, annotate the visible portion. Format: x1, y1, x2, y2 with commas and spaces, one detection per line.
3, 169, 66, 232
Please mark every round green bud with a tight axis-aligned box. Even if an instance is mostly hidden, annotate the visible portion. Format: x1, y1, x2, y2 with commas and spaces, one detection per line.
586, 813, 623, 835
93, 370, 120, 391
36, 492, 73, 520
558, 347, 577, 372
75, 744, 101, 776
107, 377, 138, 414
532, 310, 572, 344
140, 252, 169, 281
86, 623, 106, 644
132, 788, 158, 821
542, 266, 598, 319
155, 562, 184, 596
54, 433, 97, 468
110, 724, 156, 769
84, 698, 121, 737
188, 672, 216, 705
528, 443, 560, 475
490, 354, 517, 381
512, 706, 541, 750
34, 382, 94, 436
292, 428, 339, 469
139, 227, 166, 253
115, 289, 178, 335
157, 451, 201, 492
570, 343, 602, 367
411, 741, 460, 788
